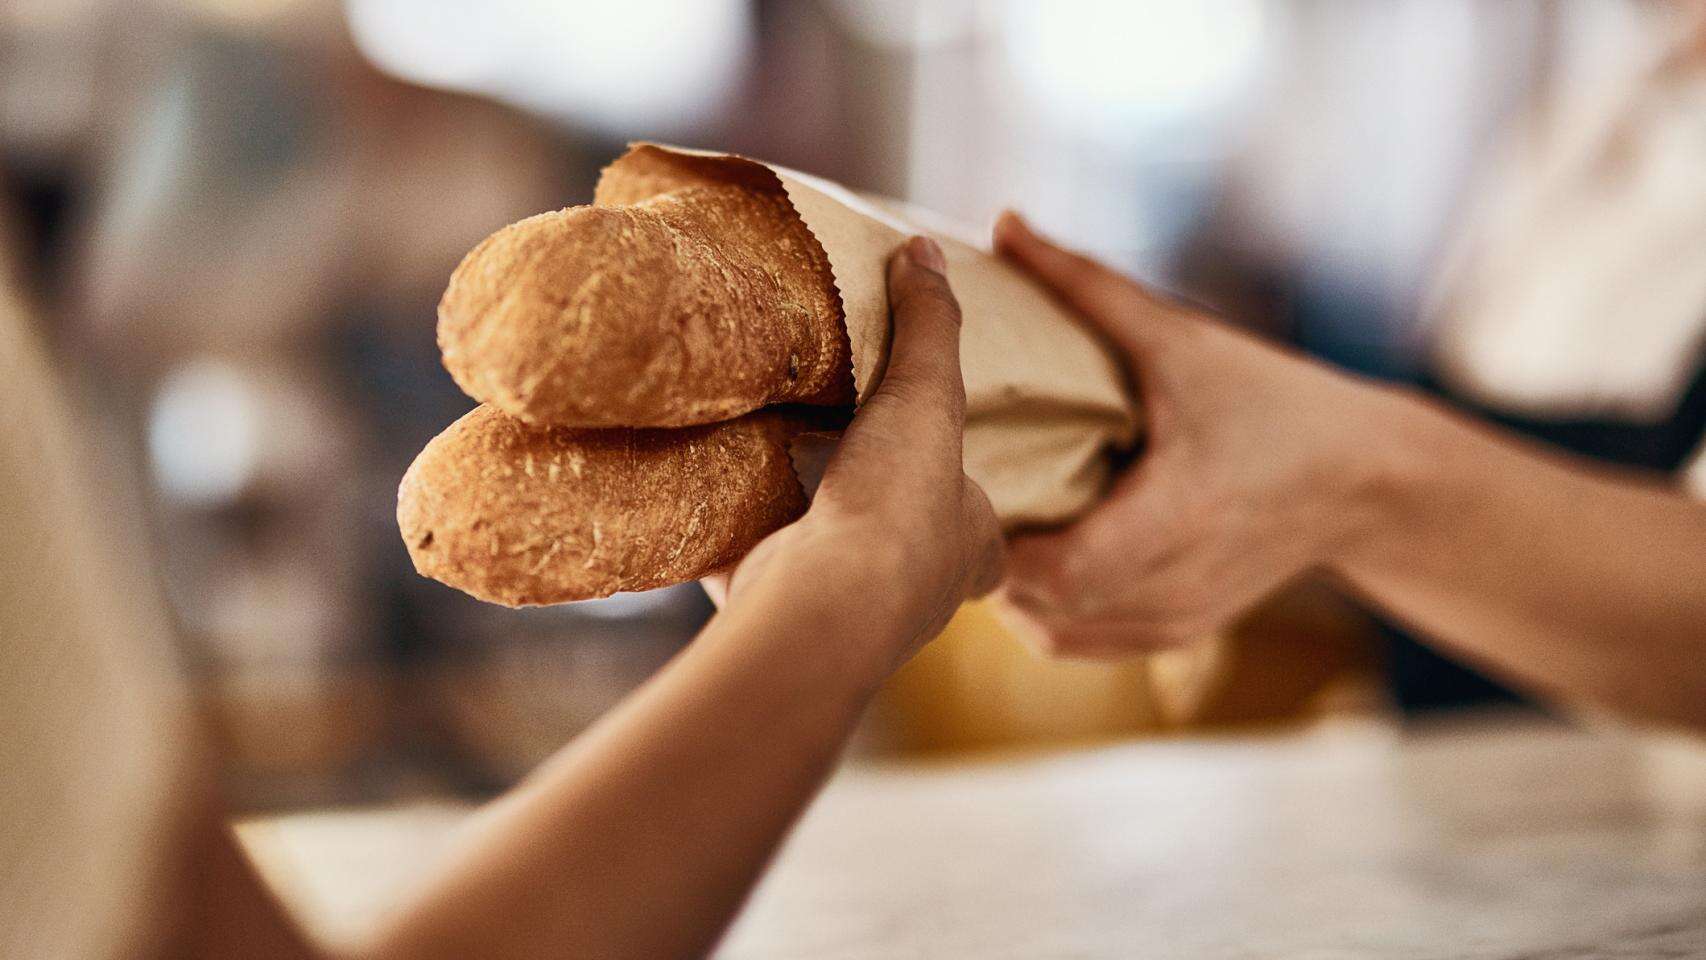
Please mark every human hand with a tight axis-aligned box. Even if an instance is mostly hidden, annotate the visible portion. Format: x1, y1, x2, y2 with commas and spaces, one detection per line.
703, 236, 1004, 673
992, 212, 1402, 658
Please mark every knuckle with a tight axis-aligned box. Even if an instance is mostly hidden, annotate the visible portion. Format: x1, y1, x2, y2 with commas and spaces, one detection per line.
879, 364, 942, 401
887, 363, 969, 414
880, 367, 964, 422
896, 279, 963, 325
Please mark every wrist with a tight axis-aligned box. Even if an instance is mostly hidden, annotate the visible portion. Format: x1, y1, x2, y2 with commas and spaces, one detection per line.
1330, 385, 1453, 579
713, 523, 918, 696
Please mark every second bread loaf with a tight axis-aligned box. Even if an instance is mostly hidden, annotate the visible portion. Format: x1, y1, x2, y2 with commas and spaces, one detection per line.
439, 185, 853, 429
398, 405, 816, 606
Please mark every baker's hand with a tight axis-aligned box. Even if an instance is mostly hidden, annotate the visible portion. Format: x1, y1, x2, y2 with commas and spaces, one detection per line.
704, 236, 1003, 671
992, 212, 1398, 658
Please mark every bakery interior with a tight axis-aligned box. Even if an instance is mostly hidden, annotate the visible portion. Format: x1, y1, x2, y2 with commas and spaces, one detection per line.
4, 0, 1706, 956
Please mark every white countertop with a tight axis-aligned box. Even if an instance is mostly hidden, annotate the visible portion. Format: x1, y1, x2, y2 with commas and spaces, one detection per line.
243, 715, 1706, 958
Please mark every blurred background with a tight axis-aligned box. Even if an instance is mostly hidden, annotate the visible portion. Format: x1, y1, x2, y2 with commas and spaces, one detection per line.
4, 0, 1705, 810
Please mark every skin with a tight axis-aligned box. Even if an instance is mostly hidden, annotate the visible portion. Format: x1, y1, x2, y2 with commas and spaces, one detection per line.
991, 211, 1706, 730
151, 236, 1002, 960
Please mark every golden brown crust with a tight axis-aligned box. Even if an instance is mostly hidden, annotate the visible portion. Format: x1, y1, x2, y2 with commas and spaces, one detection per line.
398, 405, 812, 606
438, 185, 852, 429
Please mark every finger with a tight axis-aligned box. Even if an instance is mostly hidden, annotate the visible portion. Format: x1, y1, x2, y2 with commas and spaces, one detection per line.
814, 237, 966, 518
990, 601, 1155, 661
996, 600, 1207, 659
960, 476, 1005, 598
992, 210, 1171, 356
1002, 505, 1149, 615
858, 236, 967, 438
1041, 636, 1180, 662
1007, 603, 1212, 651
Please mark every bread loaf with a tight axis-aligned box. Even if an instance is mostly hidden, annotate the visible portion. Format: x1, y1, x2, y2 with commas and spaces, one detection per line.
398, 404, 815, 606
438, 185, 853, 429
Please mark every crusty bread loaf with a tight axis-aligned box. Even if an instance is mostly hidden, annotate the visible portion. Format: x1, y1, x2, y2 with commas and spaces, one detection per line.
398, 404, 814, 606
438, 185, 853, 429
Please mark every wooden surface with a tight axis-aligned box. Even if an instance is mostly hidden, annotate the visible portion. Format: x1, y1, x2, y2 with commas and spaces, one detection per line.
243, 716, 1706, 957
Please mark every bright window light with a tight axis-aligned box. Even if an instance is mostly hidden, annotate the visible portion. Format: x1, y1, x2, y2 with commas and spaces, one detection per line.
997, 0, 1268, 133
344, 0, 751, 136
149, 359, 258, 506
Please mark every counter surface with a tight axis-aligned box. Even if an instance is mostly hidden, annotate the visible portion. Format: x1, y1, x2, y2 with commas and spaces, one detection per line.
243, 716, 1706, 958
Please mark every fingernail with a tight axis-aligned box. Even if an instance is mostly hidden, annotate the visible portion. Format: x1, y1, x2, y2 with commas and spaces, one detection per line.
995, 209, 1030, 236
907, 235, 946, 273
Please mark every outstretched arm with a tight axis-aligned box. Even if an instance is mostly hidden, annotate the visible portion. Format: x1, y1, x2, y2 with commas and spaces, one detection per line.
353, 235, 1001, 960
162, 237, 998, 960
992, 212, 1706, 729
1333, 396, 1706, 726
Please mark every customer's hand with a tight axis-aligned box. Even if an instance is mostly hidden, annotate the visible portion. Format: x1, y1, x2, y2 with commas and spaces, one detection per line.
993, 212, 1399, 658
705, 236, 1003, 673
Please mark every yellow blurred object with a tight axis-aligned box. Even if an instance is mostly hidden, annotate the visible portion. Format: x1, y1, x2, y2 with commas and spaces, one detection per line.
1150, 582, 1387, 728
867, 600, 1162, 754
867, 585, 1385, 756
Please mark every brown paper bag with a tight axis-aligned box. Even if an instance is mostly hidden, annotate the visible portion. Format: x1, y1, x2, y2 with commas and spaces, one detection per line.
595, 143, 1139, 527
597, 145, 1190, 751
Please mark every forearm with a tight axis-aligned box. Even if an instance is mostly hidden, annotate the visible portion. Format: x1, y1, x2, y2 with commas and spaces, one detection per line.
360, 569, 891, 960
1340, 391, 1706, 726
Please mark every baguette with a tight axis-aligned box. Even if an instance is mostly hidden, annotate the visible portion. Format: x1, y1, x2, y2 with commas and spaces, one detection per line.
438, 185, 853, 429
398, 404, 814, 606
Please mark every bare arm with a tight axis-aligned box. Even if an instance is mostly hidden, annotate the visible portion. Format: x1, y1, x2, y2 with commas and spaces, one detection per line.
991, 212, 1706, 729
166, 605, 894, 960
1339, 397, 1706, 726
356, 568, 895, 960
163, 237, 998, 960
351, 235, 999, 960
